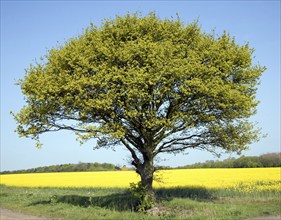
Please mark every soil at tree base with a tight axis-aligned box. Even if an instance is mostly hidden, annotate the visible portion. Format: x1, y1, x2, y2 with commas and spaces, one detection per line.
0, 208, 51, 220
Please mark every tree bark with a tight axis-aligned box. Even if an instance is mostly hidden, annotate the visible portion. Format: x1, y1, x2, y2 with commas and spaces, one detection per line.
127, 139, 156, 209
140, 162, 154, 193
137, 154, 155, 197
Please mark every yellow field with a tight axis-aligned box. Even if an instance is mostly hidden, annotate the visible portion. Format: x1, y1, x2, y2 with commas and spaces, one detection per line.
1, 168, 280, 192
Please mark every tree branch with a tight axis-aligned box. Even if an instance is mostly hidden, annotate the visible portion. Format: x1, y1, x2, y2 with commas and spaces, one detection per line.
155, 133, 205, 154
120, 138, 141, 167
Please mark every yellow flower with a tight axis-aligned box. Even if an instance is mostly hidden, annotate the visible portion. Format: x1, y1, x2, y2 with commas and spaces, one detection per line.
1, 168, 280, 192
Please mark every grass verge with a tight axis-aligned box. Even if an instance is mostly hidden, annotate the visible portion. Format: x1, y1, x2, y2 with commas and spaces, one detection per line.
0, 184, 280, 219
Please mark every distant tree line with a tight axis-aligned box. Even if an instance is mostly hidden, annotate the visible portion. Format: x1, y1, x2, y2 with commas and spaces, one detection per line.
1, 153, 280, 174
1, 162, 119, 174
178, 153, 281, 169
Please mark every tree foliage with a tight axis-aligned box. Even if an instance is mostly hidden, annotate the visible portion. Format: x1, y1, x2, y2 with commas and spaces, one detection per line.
14, 12, 265, 197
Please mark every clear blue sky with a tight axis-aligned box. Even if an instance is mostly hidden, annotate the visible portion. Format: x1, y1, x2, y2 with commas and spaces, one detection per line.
1, 1, 280, 171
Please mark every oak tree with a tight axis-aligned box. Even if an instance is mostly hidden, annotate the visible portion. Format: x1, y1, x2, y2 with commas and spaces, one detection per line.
14, 13, 265, 200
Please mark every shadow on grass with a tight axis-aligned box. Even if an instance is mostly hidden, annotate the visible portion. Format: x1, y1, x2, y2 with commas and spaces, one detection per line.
29, 186, 214, 211
57, 192, 136, 211
30, 192, 137, 211
155, 186, 215, 201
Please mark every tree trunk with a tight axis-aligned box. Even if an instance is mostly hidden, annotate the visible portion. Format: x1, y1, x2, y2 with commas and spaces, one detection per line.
140, 161, 154, 195
130, 146, 156, 210
138, 155, 155, 200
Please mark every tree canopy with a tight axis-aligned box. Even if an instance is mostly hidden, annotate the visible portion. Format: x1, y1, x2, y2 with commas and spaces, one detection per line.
14, 12, 265, 199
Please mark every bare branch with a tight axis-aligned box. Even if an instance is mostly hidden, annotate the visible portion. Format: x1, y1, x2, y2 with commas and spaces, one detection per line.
155, 132, 207, 154
158, 142, 202, 153
49, 123, 91, 133
120, 138, 141, 166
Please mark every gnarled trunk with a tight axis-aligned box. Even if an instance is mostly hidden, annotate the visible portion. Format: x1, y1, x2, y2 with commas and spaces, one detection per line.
132, 152, 156, 209
139, 159, 154, 195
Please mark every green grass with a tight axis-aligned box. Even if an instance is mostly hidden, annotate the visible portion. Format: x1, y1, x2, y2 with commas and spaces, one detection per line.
0, 184, 280, 220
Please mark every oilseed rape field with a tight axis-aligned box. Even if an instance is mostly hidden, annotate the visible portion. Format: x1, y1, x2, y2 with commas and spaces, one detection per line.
1, 168, 280, 192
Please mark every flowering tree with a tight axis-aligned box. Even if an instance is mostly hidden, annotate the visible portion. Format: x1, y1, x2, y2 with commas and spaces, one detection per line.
14, 13, 265, 206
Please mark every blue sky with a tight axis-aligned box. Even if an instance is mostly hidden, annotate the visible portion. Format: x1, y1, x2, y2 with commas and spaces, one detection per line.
1, 1, 280, 171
